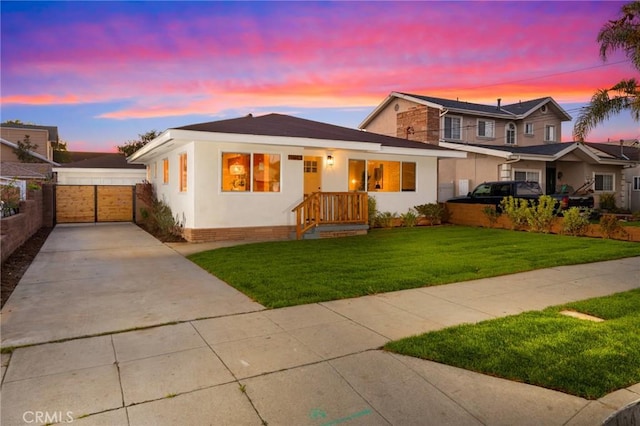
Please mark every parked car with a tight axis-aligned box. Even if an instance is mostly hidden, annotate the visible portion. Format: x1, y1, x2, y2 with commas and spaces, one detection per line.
446, 181, 594, 211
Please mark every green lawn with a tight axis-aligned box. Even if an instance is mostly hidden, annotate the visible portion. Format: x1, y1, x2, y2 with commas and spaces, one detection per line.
188, 226, 640, 308
384, 289, 640, 399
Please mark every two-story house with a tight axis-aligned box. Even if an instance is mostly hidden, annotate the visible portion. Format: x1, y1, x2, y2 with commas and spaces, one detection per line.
360, 92, 636, 209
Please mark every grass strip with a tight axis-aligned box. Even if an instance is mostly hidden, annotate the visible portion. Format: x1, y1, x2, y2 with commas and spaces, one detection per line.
188, 226, 639, 308
384, 289, 640, 399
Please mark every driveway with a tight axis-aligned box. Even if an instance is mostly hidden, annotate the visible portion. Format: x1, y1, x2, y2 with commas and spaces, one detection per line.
1, 223, 263, 347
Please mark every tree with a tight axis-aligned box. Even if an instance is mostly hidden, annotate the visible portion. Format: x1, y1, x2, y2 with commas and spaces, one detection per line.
117, 130, 160, 157
52, 139, 71, 163
13, 135, 40, 163
573, 1, 640, 141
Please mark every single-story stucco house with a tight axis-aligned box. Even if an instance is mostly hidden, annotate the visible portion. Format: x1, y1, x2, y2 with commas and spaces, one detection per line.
128, 113, 465, 241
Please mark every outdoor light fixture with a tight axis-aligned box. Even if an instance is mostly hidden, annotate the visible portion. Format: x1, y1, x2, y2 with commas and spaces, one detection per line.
327, 155, 334, 166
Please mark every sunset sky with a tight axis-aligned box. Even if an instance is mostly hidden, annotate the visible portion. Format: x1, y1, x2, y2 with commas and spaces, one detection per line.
1, 1, 638, 152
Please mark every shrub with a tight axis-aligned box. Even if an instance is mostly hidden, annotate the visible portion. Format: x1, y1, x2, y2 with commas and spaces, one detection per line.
499, 196, 530, 230
377, 211, 398, 228
561, 207, 591, 236
367, 195, 378, 227
137, 183, 184, 241
400, 209, 418, 227
415, 203, 446, 226
525, 195, 557, 233
481, 206, 500, 228
599, 214, 628, 240
599, 193, 617, 212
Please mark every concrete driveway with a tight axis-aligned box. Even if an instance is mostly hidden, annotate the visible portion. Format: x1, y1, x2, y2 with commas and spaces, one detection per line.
1, 223, 639, 425
1, 223, 263, 347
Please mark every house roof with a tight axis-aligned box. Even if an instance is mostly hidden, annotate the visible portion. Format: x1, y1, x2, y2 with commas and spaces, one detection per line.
176, 113, 455, 151
0, 162, 53, 179
359, 92, 572, 128
128, 113, 466, 162
439, 141, 636, 165
585, 142, 640, 162
0, 137, 59, 165
57, 152, 145, 169
0, 123, 59, 142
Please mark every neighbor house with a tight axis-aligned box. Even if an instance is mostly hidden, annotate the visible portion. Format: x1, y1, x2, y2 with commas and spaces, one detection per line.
127, 113, 465, 241
360, 92, 637, 209
1, 123, 59, 162
0, 137, 59, 181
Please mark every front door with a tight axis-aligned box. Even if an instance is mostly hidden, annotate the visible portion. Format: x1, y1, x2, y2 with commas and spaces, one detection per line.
546, 164, 556, 194
303, 156, 322, 196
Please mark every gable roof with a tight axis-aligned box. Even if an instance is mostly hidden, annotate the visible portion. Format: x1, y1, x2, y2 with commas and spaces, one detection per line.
57, 152, 145, 169
359, 91, 572, 128
0, 137, 59, 165
439, 141, 636, 165
0, 162, 54, 180
130, 113, 466, 162
585, 142, 640, 162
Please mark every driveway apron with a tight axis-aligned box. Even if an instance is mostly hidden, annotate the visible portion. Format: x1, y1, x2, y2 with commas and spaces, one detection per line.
0, 223, 264, 347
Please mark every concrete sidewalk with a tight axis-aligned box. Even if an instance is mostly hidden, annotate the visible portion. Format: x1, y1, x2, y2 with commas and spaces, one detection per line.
1, 223, 639, 425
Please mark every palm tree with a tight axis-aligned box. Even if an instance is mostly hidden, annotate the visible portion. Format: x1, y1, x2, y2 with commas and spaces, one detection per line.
573, 1, 640, 141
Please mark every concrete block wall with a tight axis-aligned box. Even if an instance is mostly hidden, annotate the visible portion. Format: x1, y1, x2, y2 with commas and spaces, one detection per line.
1, 189, 44, 263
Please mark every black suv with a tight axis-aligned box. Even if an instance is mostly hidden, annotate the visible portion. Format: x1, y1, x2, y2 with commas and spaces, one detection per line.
447, 181, 543, 208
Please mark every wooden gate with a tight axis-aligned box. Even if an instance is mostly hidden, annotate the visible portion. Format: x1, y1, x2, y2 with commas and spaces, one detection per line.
55, 185, 134, 223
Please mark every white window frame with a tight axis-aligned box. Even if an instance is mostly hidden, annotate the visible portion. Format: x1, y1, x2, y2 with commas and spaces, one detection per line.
524, 122, 534, 135
476, 119, 495, 139
443, 115, 462, 140
544, 125, 556, 142
514, 169, 541, 182
221, 151, 282, 193
633, 176, 640, 191
505, 122, 517, 145
593, 172, 615, 192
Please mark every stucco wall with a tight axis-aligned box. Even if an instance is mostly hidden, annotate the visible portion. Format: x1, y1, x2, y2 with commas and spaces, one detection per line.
55, 168, 146, 185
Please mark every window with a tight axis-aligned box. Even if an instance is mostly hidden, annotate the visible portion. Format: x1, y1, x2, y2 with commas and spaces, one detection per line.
179, 153, 187, 192
505, 123, 516, 145
221, 152, 281, 192
525, 123, 534, 135
594, 173, 614, 191
304, 160, 317, 173
514, 170, 540, 182
634, 176, 640, 191
477, 119, 495, 138
444, 116, 462, 140
162, 158, 169, 184
545, 125, 556, 142
347, 159, 415, 192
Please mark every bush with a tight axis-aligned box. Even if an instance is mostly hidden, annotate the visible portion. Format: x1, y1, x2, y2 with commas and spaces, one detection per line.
137, 183, 184, 241
525, 195, 557, 233
400, 209, 418, 227
415, 203, 446, 226
599, 214, 628, 239
377, 211, 398, 228
368, 195, 378, 227
561, 207, 591, 236
499, 196, 530, 230
481, 206, 500, 228
599, 193, 617, 212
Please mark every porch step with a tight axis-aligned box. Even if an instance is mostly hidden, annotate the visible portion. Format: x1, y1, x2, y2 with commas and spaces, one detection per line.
292, 224, 369, 240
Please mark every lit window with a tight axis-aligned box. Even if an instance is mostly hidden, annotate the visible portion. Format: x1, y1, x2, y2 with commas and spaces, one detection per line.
514, 170, 540, 182
506, 123, 516, 145
163, 158, 169, 184
477, 119, 495, 138
594, 173, 614, 191
444, 116, 462, 140
347, 160, 415, 192
525, 123, 534, 135
545, 125, 556, 142
179, 153, 187, 192
221, 152, 280, 192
